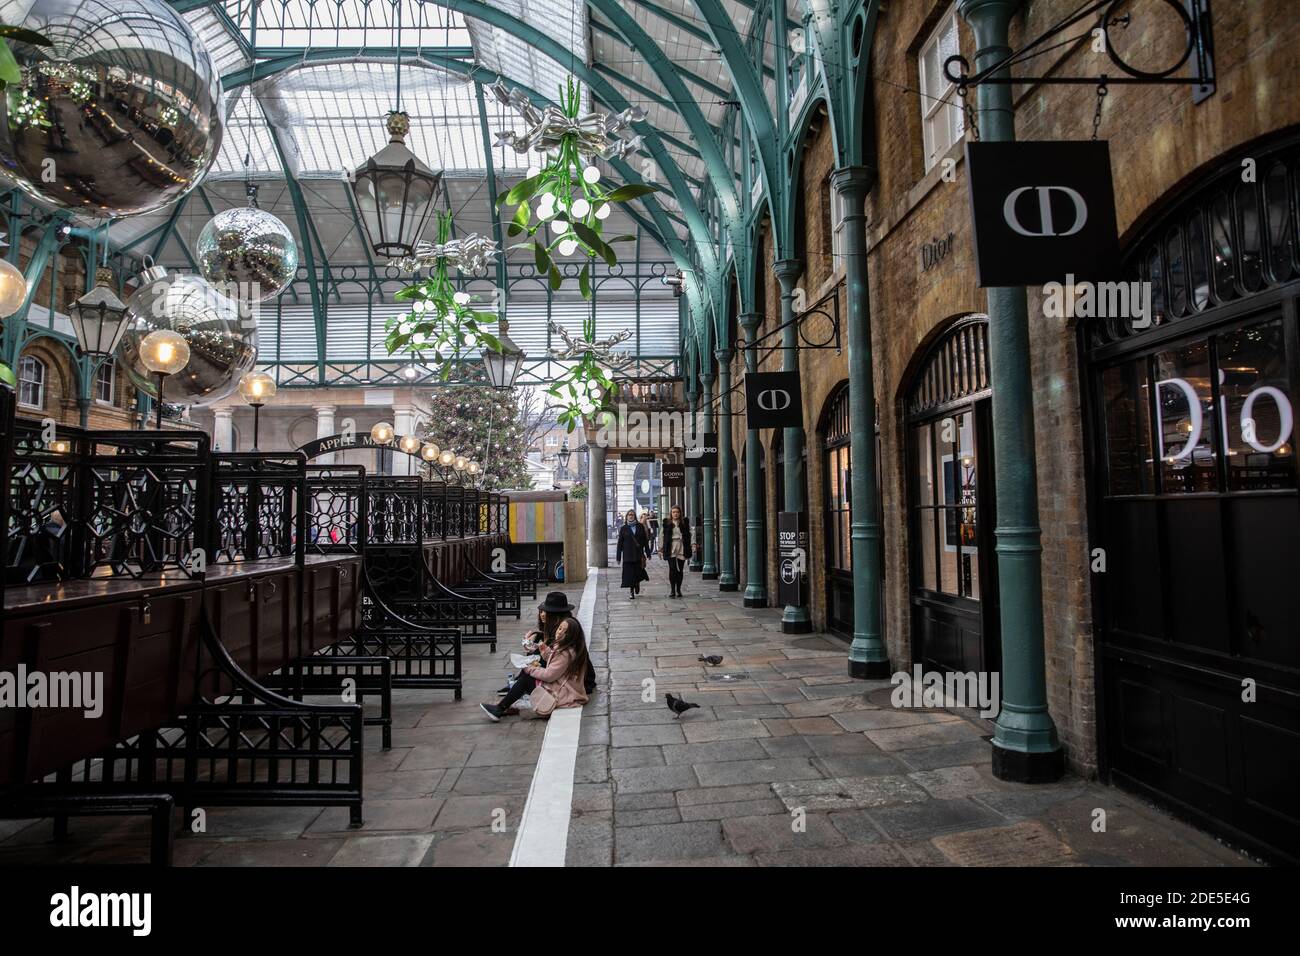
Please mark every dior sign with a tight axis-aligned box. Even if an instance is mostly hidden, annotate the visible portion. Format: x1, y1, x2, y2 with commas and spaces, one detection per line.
965, 140, 1119, 287
744, 370, 803, 429
921, 232, 955, 271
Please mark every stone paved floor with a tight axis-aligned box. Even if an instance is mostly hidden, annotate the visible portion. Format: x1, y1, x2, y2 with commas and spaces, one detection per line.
0, 634, 544, 866
565, 557, 1257, 867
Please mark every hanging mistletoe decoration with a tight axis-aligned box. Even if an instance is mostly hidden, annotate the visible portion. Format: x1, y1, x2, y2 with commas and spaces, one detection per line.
387, 211, 501, 378
546, 318, 635, 432
490, 75, 657, 429
491, 76, 658, 297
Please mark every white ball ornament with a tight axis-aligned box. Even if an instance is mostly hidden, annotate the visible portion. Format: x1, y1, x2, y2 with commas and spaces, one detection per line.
582, 166, 601, 185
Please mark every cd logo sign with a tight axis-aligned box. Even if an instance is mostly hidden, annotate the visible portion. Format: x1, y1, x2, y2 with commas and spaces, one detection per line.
1002, 186, 1089, 237
745, 371, 803, 428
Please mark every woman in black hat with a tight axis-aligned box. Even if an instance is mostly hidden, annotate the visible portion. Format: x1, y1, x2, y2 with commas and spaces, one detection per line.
616, 509, 650, 599
481, 592, 592, 721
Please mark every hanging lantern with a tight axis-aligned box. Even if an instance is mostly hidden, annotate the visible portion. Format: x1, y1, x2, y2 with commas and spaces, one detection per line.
69, 268, 129, 357
482, 317, 525, 389
350, 111, 443, 258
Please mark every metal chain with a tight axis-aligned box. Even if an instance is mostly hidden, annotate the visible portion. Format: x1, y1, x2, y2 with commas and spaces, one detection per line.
1091, 79, 1108, 141
959, 84, 979, 142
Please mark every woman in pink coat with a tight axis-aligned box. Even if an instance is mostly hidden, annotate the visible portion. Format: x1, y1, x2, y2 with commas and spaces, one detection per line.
481, 592, 591, 721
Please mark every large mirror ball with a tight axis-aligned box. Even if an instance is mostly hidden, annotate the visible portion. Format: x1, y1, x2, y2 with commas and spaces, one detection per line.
119, 270, 257, 406
0, 0, 224, 219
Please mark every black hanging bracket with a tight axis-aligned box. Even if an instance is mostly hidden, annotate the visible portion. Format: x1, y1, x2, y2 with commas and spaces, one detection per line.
944, 0, 1215, 100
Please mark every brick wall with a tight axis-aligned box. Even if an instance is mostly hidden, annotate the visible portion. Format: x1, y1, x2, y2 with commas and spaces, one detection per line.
867, 0, 1299, 775
728, 0, 1300, 777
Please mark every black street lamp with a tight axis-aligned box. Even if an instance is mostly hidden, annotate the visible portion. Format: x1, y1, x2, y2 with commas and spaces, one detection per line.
69, 267, 130, 359
482, 317, 526, 389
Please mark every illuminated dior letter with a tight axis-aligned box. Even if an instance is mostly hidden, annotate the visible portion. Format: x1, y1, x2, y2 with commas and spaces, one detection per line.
1155, 378, 1202, 461
1159, 377, 1295, 459
1240, 386, 1294, 453
1003, 186, 1089, 237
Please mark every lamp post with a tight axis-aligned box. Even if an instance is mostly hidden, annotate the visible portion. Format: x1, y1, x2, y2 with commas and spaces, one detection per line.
370, 421, 395, 444
139, 329, 190, 429
482, 317, 526, 389
237, 370, 277, 451
69, 267, 129, 358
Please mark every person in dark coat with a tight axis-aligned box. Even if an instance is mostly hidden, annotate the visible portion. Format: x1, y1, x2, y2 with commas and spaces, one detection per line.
660, 504, 691, 598
616, 508, 650, 599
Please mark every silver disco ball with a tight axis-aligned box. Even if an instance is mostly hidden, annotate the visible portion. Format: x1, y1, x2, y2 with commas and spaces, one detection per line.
0, 0, 224, 220
118, 267, 256, 406
196, 206, 299, 301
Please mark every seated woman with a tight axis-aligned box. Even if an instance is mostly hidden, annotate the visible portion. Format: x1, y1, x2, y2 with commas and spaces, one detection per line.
481, 591, 591, 721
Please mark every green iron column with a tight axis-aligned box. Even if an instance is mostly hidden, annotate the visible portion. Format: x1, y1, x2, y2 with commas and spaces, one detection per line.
958, 0, 1064, 782
740, 312, 767, 607
700, 363, 718, 580
773, 258, 811, 633
716, 346, 737, 590
833, 167, 891, 678
687, 393, 703, 571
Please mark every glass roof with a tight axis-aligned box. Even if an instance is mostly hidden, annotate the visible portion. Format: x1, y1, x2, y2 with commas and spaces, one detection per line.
220, 60, 531, 177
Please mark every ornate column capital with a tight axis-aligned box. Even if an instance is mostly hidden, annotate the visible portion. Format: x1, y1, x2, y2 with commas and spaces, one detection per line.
829, 165, 873, 198
713, 346, 735, 366
771, 258, 803, 288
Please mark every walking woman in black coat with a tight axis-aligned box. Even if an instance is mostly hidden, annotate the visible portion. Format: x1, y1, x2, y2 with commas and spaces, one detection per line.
616, 509, 650, 599
660, 504, 691, 598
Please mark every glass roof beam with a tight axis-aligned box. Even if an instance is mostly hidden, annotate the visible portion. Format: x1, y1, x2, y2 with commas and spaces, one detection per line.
620, 0, 777, 80
588, 20, 729, 100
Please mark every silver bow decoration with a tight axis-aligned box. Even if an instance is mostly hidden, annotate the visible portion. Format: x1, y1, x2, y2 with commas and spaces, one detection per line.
489, 79, 646, 161
547, 319, 634, 370
393, 234, 499, 275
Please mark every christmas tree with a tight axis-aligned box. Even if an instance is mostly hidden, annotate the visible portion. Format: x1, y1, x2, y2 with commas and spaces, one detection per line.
417, 384, 546, 491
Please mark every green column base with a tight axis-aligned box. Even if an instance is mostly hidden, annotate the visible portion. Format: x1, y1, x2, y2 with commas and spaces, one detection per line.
718, 579, 737, 592
848, 658, 891, 679
991, 742, 1066, 783
743, 586, 767, 608
781, 606, 811, 634
702, 570, 719, 580
689, 559, 702, 572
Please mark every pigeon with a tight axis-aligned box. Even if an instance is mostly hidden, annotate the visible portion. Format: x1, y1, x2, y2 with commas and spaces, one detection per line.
698, 655, 723, 666
666, 693, 700, 718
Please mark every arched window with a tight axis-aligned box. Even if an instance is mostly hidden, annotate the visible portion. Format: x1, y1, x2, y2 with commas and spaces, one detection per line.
906, 315, 996, 675
95, 361, 115, 405
821, 384, 853, 634
18, 355, 46, 409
